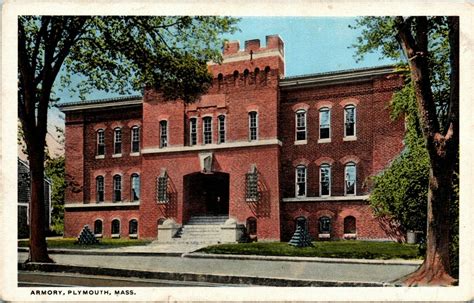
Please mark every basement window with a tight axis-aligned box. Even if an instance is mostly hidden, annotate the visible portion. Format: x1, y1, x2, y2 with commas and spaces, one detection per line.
157, 171, 169, 203
245, 166, 259, 202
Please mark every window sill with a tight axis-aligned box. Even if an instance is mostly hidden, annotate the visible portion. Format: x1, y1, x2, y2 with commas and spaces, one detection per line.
294, 195, 307, 199
343, 136, 357, 141
130, 152, 140, 156
344, 233, 357, 239
318, 233, 331, 239
111, 234, 120, 239
112, 154, 122, 158
294, 140, 307, 145
95, 155, 105, 159
94, 234, 103, 238
318, 138, 331, 144
129, 234, 138, 239
246, 198, 258, 202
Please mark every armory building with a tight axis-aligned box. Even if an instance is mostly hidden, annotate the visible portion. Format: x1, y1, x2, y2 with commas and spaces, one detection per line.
60, 35, 404, 242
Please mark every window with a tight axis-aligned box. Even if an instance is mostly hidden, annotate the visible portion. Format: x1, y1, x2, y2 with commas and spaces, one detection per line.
319, 217, 331, 234
129, 219, 138, 237
295, 110, 307, 141
295, 165, 307, 197
97, 129, 105, 156
320, 164, 331, 196
114, 128, 122, 154
345, 162, 356, 195
111, 219, 120, 236
319, 108, 331, 139
344, 105, 356, 137
159, 120, 168, 148
157, 173, 169, 203
131, 174, 140, 201
246, 217, 257, 236
245, 166, 259, 201
295, 216, 308, 232
131, 126, 140, 153
248, 111, 258, 141
96, 176, 104, 202
203, 117, 212, 144
113, 175, 121, 202
344, 216, 357, 234
94, 219, 103, 236
190, 118, 197, 146
218, 115, 226, 144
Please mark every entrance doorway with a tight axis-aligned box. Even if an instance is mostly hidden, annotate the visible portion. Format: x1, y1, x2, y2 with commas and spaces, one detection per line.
184, 172, 230, 218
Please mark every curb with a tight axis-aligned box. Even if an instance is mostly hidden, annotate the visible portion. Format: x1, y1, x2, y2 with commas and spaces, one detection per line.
18, 262, 389, 287
18, 247, 182, 257
183, 253, 424, 266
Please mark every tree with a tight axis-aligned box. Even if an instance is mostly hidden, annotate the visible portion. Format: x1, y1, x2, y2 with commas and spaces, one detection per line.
18, 16, 239, 262
352, 17, 459, 285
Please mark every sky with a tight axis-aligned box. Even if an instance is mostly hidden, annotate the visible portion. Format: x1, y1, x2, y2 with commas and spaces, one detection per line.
46, 17, 394, 152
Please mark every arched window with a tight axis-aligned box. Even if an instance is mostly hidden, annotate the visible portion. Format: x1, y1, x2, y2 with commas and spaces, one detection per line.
320, 163, 331, 196
344, 216, 357, 234
248, 111, 258, 141
345, 162, 356, 195
96, 129, 105, 156
295, 216, 308, 232
114, 127, 122, 154
319, 217, 331, 234
157, 218, 166, 226
131, 173, 140, 201
295, 165, 307, 197
94, 219, 103, 236
131, 126, 140, 153
218, 73, 223, 89
319, 107, 331, 139
233, 70, 239, 85
246, 217, 257, 236
344, 105, 356, 138
111, 219, 120, 237
218, 115, 226, 144
264, 66, 271, 85
96, 176, 104, 202
254, 67, 260, 83
159, 120, 168, 148
295, 109, 307, 141
203, 117, 212, 144
113, 175, 121, 202
129, 219, 138, 237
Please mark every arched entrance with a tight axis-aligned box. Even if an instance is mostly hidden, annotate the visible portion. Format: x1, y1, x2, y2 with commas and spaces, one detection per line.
183, 172, 230, 220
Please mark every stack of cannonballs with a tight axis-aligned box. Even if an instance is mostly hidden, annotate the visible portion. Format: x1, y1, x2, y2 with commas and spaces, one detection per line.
77, 225, 99, 245
288, 225, 313, 248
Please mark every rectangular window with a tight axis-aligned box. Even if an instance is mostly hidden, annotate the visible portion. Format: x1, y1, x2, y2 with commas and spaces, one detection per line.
345, 106, 356, 137
114, 128, 122, 154
249, 111, 258, 141
97, 130, 105, 155
319, 108, 330, 139
131, 127, 140, 153
190, 118, 197, 146
157, 175, 169, 203
218, 115, 226, 144
296, 166, 306, 197
296, 110, 307, 141
246, 170, 259, 201
131, 174, 140, 201
203, 117, 212, 144
160, 121, 168, 148
113, 175, 121, 202
345, 163, 356, 195
320, 164, 331, 196
96, 177, 104, 202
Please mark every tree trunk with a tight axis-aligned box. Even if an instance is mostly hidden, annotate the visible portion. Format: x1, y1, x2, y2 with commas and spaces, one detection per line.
27, 140, 53, 263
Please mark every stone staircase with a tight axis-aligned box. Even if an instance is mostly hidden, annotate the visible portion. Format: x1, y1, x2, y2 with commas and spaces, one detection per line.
172, 215, 229, 244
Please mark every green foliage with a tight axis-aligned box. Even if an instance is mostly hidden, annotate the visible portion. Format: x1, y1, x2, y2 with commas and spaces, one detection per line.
44, 155, 66, 234
199, 241, 421, 260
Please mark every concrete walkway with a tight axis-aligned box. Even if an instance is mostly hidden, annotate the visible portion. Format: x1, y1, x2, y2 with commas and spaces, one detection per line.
18, 247, 421, 286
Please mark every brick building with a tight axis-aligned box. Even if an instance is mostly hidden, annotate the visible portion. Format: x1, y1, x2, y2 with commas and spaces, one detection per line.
60, 35, 405, 242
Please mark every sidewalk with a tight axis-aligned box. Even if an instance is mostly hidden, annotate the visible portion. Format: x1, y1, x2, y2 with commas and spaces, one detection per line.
18, 245, 422, 286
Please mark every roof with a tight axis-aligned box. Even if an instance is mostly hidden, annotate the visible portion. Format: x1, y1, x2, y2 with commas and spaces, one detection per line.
57, 95, 142, 112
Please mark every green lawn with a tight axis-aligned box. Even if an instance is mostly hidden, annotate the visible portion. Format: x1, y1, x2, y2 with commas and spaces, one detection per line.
198, 241, 422, 260
18, 238, 152, 249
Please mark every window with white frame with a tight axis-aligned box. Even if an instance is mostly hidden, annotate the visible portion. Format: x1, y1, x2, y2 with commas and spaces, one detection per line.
345, 162, 356, 195
94, 219, 103, 236
97, 129, 105, 155
113, 175, 121, 202
131, 173, 140, 201
114, 128, 122, 154
249, 111, 258, 141
203, 117, 212, 144
295, 110, 307, 141
319, 216, 331, 234
189, 118, 197, 146
320, 164, 331, 196
295, 165, 307, 197
131, 126, 140, 153
319, 108, 331, 139
218, 115, 226, 144
129, 219, 138, 237
159, 120, 168, 148
344, 105, 356, 137
96, 176, 104, 202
